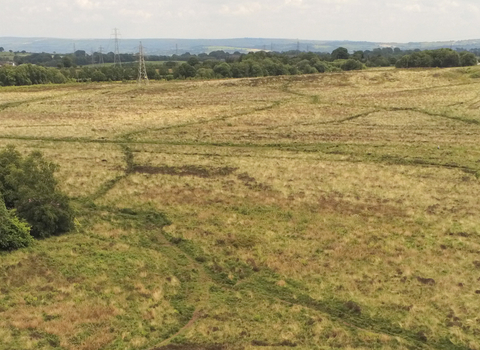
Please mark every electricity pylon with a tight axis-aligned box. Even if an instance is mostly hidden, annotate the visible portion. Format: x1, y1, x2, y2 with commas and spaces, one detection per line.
98, 46, 104, 65
137, 42, 149, 85
113, 28, 122, 67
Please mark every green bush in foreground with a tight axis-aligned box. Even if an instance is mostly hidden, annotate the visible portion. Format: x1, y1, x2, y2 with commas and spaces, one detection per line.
0, 146, 74, 239
0, 197, 32, 250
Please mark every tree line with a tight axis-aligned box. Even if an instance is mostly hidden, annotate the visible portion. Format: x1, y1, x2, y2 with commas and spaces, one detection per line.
395, 49, 476, 68
0, 47, 478, 87
11, 46, 479, 68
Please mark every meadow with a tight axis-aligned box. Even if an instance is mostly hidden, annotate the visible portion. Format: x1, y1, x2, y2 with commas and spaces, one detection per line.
1, 67, 480, 350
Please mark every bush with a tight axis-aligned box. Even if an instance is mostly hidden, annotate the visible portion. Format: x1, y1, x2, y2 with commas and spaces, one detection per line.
460, 52, 477, 67
0, 197, 32, 250
341, 59, 364, 71
0, 146, 74, 239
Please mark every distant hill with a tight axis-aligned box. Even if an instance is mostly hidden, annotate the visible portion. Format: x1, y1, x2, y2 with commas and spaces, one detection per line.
2, 37, 480, 55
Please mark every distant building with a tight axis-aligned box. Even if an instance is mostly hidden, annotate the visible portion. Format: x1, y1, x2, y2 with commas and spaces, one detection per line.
0, 61, 16, 67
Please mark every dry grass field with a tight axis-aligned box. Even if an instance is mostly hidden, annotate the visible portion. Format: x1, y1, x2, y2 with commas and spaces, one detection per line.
1, 67, 480, 350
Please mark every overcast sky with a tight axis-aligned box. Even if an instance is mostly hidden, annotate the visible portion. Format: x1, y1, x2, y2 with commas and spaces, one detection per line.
1, 0, 479, 42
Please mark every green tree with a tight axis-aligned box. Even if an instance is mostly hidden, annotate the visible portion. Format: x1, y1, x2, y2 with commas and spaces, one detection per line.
0, 66, 17, 86
341, 59, 364, 71
174, 63, 196, 79
395, 55, 410, 68
91, 70, 107, 82
196, 68, 215, 79
187, 56, 200, 66
296, 60, 317, 74
62, 55, 75, 68
213, 62, 232, 78
247, 62, 264, 77
0, 146, 74, 239
331, 47, 350, 60
460, 52, 477, 66
0, 197, 32, 251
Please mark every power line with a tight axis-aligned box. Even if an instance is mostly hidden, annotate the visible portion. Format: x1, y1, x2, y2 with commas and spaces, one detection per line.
137, 41, 149, 85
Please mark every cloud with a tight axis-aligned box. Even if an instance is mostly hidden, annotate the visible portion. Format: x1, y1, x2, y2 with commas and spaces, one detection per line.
76, 0, 99, 9
220, 2, 263, 16
119, 9, 153, 20
1, 0, 480, 42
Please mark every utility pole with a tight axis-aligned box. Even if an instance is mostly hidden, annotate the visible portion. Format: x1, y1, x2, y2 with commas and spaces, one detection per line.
297, 40, 300, 53
98, 46, 104, 65
113, 28, 122, 67
73, 43, 76, 54
137, 41, 149, 85
91, 49, 95, 65
176, 44, 178, 55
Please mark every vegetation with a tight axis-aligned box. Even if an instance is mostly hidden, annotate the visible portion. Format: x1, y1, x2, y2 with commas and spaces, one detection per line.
395, 49, 478, 68
1, 47, 477, 87
0, 146, 74, 240
0, 67, 480, 349
0, 197, 32, 250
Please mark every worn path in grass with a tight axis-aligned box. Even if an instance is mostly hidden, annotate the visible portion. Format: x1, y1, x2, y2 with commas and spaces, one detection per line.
1, 68, 480, 350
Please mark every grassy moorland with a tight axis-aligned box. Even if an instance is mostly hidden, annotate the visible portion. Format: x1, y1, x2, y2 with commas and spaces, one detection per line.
1, 67, 480, 350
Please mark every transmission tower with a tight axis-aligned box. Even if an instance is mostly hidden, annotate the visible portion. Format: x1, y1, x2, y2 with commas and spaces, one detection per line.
137, 42, 149, 85
90, 49, 95, 65
98, 46, 104, 65
113, 28, 122, 67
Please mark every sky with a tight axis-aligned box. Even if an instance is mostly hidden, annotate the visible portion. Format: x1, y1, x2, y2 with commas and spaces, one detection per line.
1, 0, 479, 42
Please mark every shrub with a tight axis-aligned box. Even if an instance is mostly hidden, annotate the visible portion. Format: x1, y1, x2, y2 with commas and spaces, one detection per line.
0, 146, 74, 239
341, 59, 364, 71
460, 52, 477, 67
0, 197, 32, 250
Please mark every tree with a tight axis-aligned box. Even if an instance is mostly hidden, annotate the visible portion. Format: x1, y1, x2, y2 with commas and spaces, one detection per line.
213, 62, 232, 78
0, 146, 74, 239
430, 49, 459, 67
296, 60, 317, 74
0, 197, 32, 250
0, 47, 4, 52
395, 55, 410, 68
187, 56, 200, 66
331, 47, 350, 60
174, 63, 196, 79
408, 51, 433, 67
341, 59, 364, 71
196, 68, 215, 79
460, 52, 477, 66
62, 55, 75, 68
91, 70, 107, 82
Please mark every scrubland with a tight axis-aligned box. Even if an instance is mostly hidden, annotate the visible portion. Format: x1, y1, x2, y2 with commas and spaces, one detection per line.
1, 67, 480, 350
